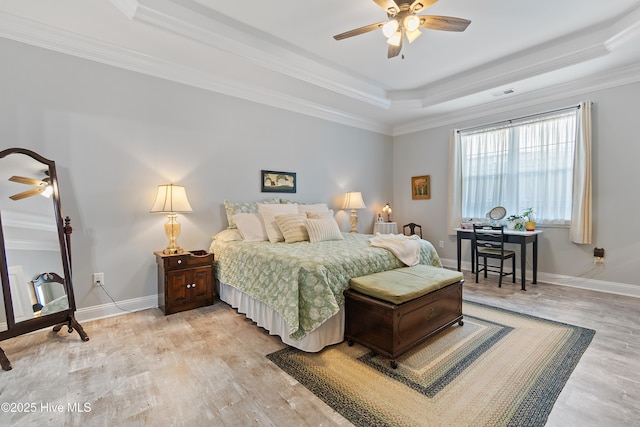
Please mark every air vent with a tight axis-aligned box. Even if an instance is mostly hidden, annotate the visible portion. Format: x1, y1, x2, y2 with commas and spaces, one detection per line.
492, 88, 515, 97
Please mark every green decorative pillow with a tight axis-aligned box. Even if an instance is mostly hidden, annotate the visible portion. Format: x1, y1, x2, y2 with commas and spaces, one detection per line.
224, 198, 279, 229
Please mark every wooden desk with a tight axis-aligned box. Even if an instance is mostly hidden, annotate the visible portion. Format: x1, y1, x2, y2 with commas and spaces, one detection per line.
455, 228, 542, 290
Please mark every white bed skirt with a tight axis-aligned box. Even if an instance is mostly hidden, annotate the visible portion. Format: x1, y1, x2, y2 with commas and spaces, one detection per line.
218, 281, 345, 352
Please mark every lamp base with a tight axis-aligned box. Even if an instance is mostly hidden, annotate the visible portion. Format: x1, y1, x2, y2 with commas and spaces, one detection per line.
162, 247, 185, 255
349, 209, 359, 233
162, 214, 185, 254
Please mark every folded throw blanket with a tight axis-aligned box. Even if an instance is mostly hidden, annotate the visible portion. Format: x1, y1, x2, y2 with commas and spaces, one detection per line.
369, 233, 421, 266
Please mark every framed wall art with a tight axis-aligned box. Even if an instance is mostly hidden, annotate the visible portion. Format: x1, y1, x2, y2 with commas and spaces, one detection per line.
261, 170, 297, 193
411, 175, 430, 200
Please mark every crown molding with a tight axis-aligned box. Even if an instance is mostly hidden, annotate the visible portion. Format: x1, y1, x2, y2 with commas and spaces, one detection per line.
392, 62, 640, 136
117, 0, 391, 110
109, 0, 139, 19
1, 3, 639, 138
389, 27, 615, 110
0, 10, 392, 135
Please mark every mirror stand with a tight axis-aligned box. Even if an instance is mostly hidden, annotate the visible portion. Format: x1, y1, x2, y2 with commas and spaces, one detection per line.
0, 347, 9, 371
0, 148, 89, 371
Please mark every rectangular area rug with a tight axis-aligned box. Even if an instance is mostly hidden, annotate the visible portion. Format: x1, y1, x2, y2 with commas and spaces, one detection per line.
267, 301, 595, 427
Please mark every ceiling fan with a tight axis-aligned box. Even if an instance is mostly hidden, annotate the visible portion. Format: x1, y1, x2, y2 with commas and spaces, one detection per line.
333, 0, 471, 58
8, 173, 52, 200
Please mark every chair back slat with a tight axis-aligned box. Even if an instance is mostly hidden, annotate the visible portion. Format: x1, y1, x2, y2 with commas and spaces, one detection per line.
473, 224, 516, 287
403, 223, 422, 239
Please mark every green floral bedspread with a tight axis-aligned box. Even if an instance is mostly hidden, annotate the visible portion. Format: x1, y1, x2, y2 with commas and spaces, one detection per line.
209, 233, 442, 340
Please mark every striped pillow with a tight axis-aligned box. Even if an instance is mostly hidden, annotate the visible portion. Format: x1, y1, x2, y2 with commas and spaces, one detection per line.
305, 217, 344, 243
275, 213, 309, 243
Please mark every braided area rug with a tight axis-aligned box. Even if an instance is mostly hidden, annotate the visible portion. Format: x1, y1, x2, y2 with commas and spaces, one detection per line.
267, 301, 595, 427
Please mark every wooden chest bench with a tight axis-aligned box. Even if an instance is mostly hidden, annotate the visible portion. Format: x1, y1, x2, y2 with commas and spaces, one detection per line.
344, 265, 464, 368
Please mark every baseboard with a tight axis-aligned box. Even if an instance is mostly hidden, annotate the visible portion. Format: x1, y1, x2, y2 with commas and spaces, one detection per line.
440, 257, 640, 299
74, 294, 158, 323
0, 296, 157, 333
5, 263, 638, 329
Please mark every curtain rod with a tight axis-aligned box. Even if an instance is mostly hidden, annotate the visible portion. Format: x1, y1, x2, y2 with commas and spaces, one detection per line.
457, 103, 582, 134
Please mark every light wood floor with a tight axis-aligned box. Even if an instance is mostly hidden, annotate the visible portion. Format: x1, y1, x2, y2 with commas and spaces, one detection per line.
1, 272, 639, 427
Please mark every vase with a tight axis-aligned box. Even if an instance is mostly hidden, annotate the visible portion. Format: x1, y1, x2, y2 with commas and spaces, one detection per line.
525, 221, 536, 231
507, 219, 524, 231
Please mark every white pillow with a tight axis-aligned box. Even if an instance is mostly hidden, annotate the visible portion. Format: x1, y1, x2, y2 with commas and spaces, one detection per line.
305, 217, 344, 243
297, 203, 329, 215
233, 213, 268, 242
275, 213, 309, 243
306, 210, 334, 220
212, 229, 243, 242
258, 203, 299, 243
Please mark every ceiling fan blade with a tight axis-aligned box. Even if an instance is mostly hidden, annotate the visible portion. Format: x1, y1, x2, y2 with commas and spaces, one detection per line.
410, 0, 438, 13
334, 22, 385, 40
419, 15, 471, 32
9, 175, 48, 187
387, 36, 403, 58
9, 187, 45, 201
372, 0, 400, 15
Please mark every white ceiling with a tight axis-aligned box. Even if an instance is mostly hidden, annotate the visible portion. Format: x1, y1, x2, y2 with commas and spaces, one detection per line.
1, 0, 640, 135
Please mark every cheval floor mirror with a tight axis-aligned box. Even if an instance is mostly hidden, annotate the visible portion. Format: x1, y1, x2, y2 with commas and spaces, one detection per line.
0, 148, 89, 371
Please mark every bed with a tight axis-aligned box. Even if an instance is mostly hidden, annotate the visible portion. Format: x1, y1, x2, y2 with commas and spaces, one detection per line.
209, 225, 443, 352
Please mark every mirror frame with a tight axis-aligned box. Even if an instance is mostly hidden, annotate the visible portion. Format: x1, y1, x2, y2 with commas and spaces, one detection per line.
0, 147, 88, 371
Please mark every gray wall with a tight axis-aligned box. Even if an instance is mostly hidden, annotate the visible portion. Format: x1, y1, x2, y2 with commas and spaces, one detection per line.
393, 83, 640, 290
0, 38, 393, 312
2, 35, 638, 318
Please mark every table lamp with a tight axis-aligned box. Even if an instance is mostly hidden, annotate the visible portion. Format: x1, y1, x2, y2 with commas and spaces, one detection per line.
382, 203, 392, 222
150, 184, 192, 254
343, 191, 366, 233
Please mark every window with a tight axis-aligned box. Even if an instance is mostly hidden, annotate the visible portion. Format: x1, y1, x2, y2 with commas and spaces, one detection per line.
458, 109, 578, 225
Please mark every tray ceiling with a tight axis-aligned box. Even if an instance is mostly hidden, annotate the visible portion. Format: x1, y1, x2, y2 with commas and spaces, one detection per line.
1, 0, 640, 135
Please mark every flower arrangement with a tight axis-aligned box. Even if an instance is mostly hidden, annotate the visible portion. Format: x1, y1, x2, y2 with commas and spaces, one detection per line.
506, 208, 535, 231
506, 214, 525, 231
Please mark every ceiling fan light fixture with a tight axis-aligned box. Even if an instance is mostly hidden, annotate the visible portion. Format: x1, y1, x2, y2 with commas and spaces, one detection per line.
404, 15, 420, 32
381, 19, 399, 38
387, 31, 402, 47
41, 185, 53, 198
406, 28, 422, 43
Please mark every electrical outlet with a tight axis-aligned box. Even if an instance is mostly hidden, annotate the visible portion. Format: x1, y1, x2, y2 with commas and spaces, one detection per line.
93, 272, 104, 287
593, 247, 605, 264
439, 240, 445, 248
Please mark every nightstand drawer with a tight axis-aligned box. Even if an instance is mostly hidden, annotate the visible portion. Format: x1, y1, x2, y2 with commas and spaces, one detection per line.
167, 254, 190, 269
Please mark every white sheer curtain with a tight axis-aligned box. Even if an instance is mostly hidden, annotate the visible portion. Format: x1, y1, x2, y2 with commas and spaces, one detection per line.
447, 103, 592, 243
447, 129, 462, 234
570, 101, 592, 244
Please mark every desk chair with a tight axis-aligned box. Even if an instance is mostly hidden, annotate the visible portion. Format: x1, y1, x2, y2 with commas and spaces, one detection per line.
473, 225, 516, 288
403, 223, 422, 239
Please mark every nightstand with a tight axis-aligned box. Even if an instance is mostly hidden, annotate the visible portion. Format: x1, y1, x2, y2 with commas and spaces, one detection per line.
155, 250, 215, 315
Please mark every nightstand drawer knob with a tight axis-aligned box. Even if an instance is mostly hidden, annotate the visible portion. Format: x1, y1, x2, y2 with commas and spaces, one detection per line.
186, 284, 191, 288
191, 283, 196, 288
177, 259, 182, 264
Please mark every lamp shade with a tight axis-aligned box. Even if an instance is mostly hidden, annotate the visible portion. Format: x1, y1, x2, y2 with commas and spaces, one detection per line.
150, 184, 193, 213
343, 191, 366, 210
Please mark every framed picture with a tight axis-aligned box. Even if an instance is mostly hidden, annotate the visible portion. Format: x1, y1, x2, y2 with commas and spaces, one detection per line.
411, 175, 430, 200
261, 170, 297, 193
